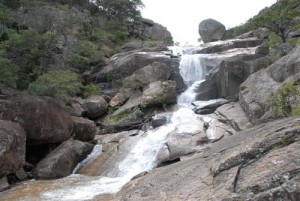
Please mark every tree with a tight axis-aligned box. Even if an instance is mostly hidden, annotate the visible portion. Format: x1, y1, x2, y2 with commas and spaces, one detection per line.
255, 0, 300, 43
96, 0, 144, 25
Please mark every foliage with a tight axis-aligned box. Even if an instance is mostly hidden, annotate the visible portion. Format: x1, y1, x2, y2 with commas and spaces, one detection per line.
226, 0, 300, 43
268, 82, 300, 117
82, 83, 101, 98
96, 0, 144, 24
28, 70, 82, 102
0, 57, 17, 89
108, 107, 143, 122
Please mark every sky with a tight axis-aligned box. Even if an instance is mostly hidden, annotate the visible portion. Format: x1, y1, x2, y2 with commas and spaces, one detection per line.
141, 0, 277, 45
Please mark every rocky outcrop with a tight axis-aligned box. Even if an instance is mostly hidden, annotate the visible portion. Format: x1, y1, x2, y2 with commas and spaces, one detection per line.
71, 116, 97, 142
33, 140, 94, 179
133, 18, 173, 44
198, 19, 226, 43
194, 38, 263, 54
117, 117, 300, 201
192, 99, 228, 115
0, 121, 26, 178
82, 96, 108, 119
239, 45, 300, 123
0, 91, 74, 145
96, 51, 171, 89
196, 52, 271, 100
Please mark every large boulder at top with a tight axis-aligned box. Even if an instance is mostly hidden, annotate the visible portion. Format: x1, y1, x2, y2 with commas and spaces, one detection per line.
96, 51, 171, 88
239, 45, 300, 123
117, 117, 300, 201
199, 18, 226, 43
0, 121, 26, 178
123, 62, 170, 90
71, 117, 97, 142
0, 91, 74, 145
33, 140, 94, 179
82, 95, 108, 119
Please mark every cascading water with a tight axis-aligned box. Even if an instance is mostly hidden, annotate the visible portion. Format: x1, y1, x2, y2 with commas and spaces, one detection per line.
37, 46, 207, 201
0, 44, 257, 201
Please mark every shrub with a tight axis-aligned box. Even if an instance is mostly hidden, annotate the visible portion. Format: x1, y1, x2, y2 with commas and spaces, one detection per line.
28, 70, 82, 102
267, 82, 300, 117
82, 83, 101, 98
0, 57, 17, 89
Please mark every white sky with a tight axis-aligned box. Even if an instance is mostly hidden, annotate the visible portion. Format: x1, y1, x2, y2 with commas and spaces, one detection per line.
141, 0, 277, 44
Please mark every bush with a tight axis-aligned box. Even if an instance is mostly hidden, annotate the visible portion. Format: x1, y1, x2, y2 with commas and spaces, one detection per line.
268, 82, 300, 117
28, 70, 82, 102
82, 83, 101, 98
0, 57, 17, 89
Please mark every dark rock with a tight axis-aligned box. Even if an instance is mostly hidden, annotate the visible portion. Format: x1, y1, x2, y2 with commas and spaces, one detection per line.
15, 168, 28, 181
82, 96, 108, 119
0, 121, 26, 178
255, 45, 269, 55
33, 140, 94, 179
0, 92, 74, 145
198, 18, 226, 43
192, 99, 228, 114
71, 116, 97, 142
151, 113, 172, 128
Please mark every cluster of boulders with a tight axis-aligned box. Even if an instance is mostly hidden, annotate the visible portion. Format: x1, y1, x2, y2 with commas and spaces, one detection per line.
0, 89, 110, 189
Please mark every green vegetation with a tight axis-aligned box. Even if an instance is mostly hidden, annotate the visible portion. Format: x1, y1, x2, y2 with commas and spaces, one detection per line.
82, 83, 101, 98
227, 0, 300, 43
0, 57, 17, 89
28, 70, 82, 103
108, 107, 143, 122
267, 82, 300, 117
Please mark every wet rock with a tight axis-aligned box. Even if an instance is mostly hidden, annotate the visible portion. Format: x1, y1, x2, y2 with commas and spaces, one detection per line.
0, 121, 26, 178
192, 99, 228, 115
0, 92, 74, 145
34, 140, 94, 179
82, 95, 108, 119
151, 112, 172, 128
117, 117, 300, 201
71, 116, 97, 142
198, 18, 226, 43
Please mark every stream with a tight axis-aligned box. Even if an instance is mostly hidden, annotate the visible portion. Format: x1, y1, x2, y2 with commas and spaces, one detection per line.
0, 45, 256, 201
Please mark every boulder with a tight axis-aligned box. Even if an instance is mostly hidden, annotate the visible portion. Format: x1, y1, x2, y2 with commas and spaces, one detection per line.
198, 18, 226, 43
71, 117, 97, 142
0, 177, 9, 191
96, 51, 171, 88
33, 140, 94, 179
123, 62, 170, 90
0, 92, 74, 145
82, 96, 108, 119
151, 113, 172, 128
0, 121, 26, 178
117, 117, 300, 201
109, 92, 128, 108
239, 46, 300, 123
142, 80, 177, 106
